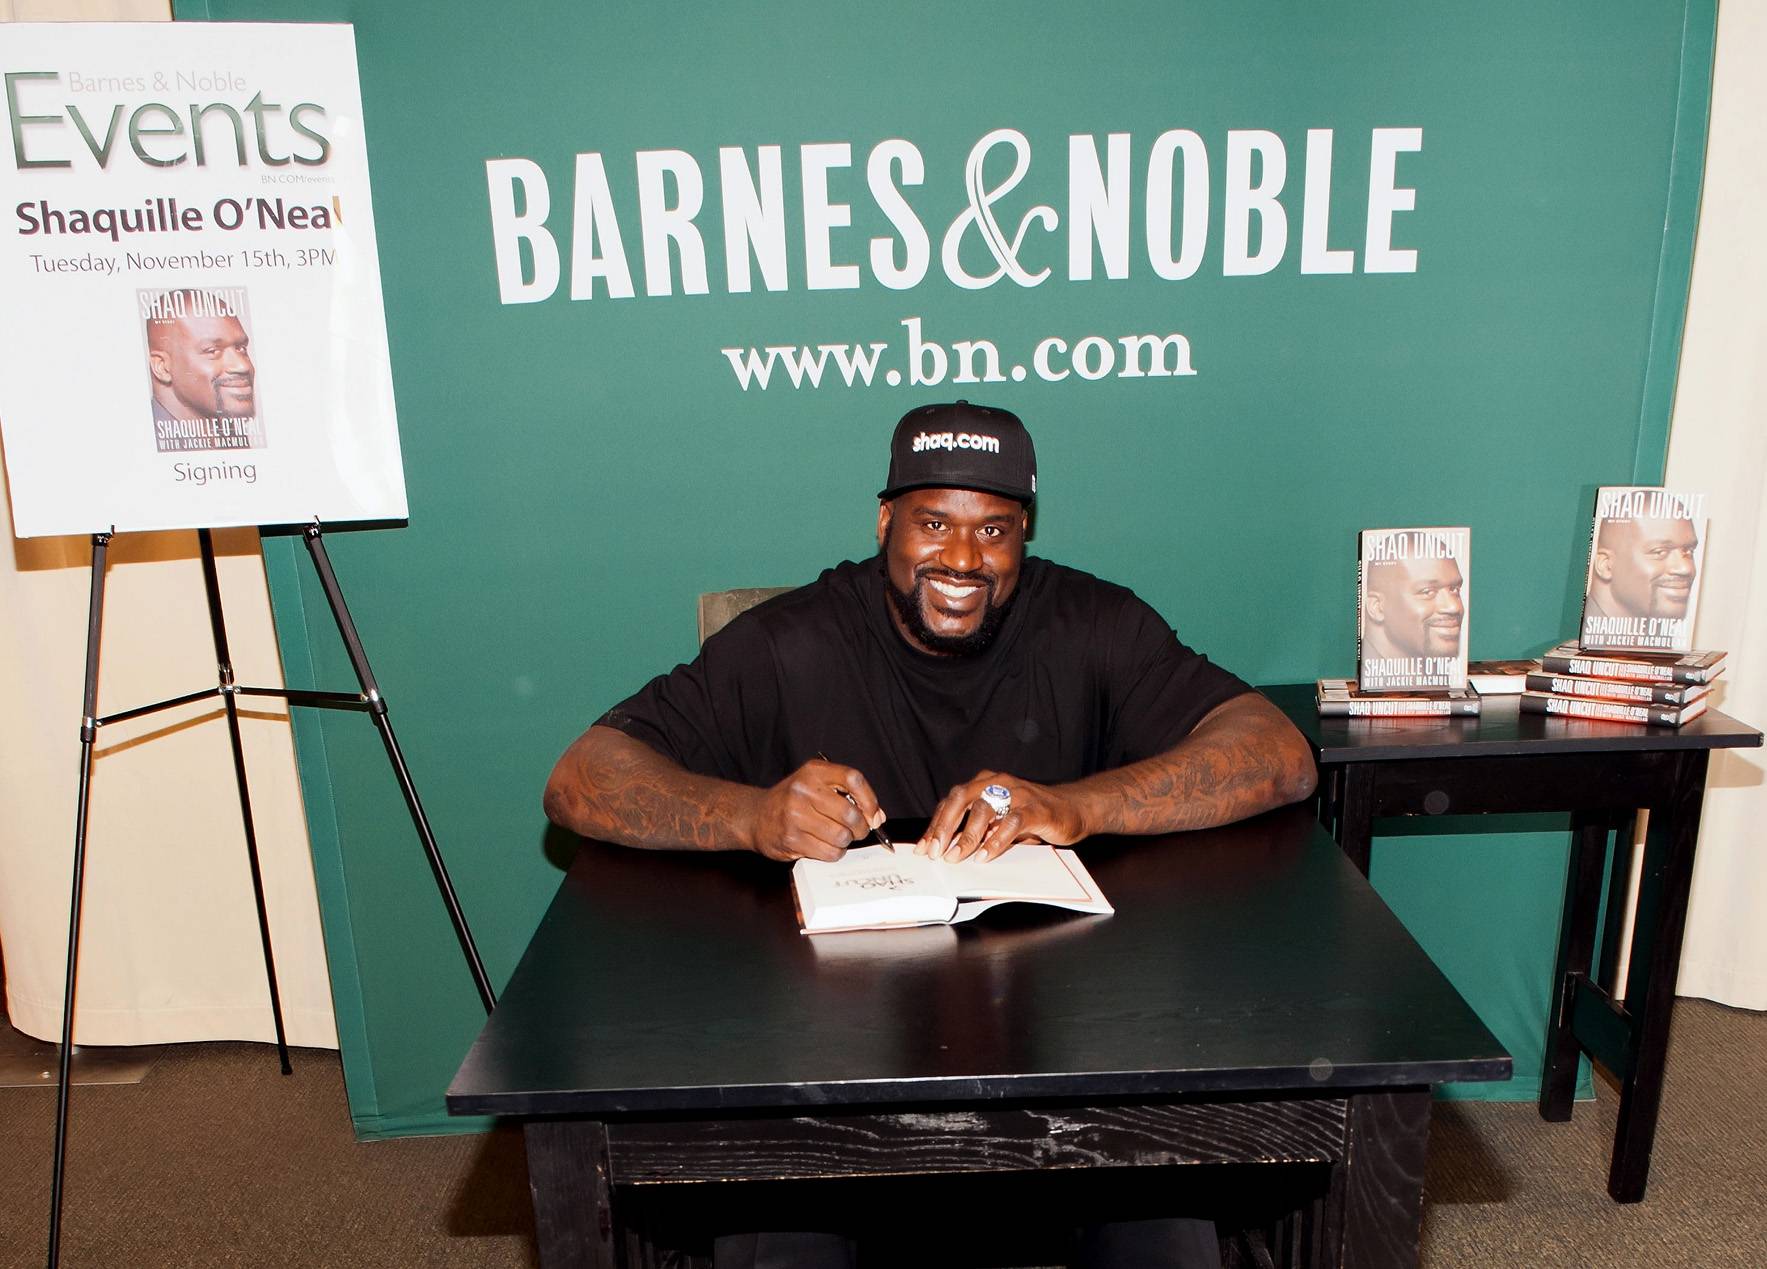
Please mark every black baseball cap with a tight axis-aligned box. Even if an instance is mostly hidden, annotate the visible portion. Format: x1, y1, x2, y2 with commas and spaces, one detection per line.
878, 400, 1037, 504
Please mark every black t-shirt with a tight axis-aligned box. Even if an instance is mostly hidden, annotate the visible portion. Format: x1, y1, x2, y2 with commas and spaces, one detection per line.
597, 556, 1250, 818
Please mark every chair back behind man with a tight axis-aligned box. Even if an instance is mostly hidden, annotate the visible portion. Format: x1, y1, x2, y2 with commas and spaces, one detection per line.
698, 587, 794, 644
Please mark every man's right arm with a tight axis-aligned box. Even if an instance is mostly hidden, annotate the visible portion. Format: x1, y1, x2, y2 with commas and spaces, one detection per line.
543, 725, 882, 862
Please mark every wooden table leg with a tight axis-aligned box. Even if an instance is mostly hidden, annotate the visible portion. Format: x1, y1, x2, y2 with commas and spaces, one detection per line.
524, 1119, 618, 1269
1607, 751, 1707, 1202
1539, 813, 1614, 1121
1322, 1088, 1431, 1268
1337, 766, 1377, 876
1316, 763, 1343, 836
1595, 811, 1641, 993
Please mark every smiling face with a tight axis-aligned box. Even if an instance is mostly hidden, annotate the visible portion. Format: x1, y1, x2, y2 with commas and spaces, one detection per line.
1595, 517, 1699, 618
1365, 555, 1465, 659
149, 313, 256, 419
876, 487, 1028, 656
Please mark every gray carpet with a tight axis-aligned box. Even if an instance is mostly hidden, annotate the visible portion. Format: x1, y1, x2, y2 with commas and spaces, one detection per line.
0, 999, 1761, 1267
1421, 998, 1767, 1266
0, 1033, 535, 1268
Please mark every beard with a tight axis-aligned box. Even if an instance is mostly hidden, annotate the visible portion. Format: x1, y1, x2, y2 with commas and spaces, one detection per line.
885, 565, 1013, 656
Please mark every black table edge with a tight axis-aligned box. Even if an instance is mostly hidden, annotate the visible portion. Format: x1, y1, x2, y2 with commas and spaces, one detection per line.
447, 1055, 1512, 1118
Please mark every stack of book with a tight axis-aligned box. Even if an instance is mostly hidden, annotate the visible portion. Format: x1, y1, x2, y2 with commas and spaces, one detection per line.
1318, 488, 1733, 728
1519, 643, 1725, 727
1322, 525, 1478, 718
1527, 484, 1723, 727
1317, 678, 1481, 717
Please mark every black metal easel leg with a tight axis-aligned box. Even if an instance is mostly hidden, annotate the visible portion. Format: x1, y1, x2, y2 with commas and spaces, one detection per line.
197, 529, 292, 1074
301, 525, 496, 1013
48, 533, 111, 1269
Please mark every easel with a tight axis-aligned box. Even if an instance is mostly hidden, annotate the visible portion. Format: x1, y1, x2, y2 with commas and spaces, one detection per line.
46, 521, 497, 1268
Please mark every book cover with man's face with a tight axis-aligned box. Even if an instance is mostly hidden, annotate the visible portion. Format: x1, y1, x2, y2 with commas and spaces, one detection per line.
142, 286, 266, 453
1357, 527, 1470, 693
1579, 487, 1707, 654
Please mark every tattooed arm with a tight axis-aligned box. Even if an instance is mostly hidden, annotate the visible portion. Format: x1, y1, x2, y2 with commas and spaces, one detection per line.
921, 692, 1319, 860
543, 725, 885, 862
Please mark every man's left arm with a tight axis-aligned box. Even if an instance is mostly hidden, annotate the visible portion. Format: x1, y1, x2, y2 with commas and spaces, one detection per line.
922, 691, 1318, 860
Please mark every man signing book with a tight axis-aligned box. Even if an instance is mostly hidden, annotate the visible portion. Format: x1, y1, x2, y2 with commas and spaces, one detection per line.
545, 400, 1314, 866
543, 401, 1317, 1269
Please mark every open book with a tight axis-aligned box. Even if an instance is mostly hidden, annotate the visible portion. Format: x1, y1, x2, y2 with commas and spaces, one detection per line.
792, 844, 1113, 934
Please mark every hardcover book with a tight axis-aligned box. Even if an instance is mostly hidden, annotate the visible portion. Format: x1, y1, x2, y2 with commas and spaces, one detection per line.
1357, 527, 1470, 692
1539, 641, 1727, 686
1519, 691, 1709, 729
1316, 679, 1481, 717
792, 844, 1113, 933
1579, 487, 1707, 653
1523, 673, 1711, 708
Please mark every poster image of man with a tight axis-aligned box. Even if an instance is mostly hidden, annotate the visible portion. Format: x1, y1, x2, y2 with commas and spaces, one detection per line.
141, 287, 265, 452
1355, 526, 1469, 692
1586, 515, 1700, 622
1361, 550, 1466, 662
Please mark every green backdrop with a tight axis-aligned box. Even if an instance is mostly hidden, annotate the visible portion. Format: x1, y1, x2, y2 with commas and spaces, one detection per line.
184, 0, 1713, 1135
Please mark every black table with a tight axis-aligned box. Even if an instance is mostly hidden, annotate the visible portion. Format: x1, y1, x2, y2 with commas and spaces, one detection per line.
1264, 683, 1762, 1203
449, 808, 1507, 1268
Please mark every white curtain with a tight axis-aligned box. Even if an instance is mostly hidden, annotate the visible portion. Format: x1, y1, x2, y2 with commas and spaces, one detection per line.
1667, 3, 1767, 1010
0, 0, 338, 1048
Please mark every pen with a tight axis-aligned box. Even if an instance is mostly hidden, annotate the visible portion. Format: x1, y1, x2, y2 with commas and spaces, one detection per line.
817, 751, 895, 853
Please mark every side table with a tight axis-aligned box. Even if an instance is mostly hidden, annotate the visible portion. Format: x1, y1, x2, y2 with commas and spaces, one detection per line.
1263, 683, 1760, 1203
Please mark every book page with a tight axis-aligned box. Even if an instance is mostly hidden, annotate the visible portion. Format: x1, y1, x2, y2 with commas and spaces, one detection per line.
944, 846, 1113, 923
793, 847, 957, 932
931, 843, 1096, 902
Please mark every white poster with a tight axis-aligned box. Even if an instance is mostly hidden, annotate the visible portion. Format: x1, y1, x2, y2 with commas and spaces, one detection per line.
0, 23, 407, 537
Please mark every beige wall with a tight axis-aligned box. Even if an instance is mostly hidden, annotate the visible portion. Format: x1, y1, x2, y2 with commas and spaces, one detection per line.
1, 0, 162, 18
0, 0, 338, 1047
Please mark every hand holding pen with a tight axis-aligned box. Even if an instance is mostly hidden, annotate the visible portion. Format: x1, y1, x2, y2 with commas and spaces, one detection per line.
818, 751, 895, 853
747, 755, 888, 863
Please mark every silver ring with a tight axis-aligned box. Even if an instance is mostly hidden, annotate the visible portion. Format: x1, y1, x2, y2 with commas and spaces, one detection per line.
981, 784, 1011, 819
